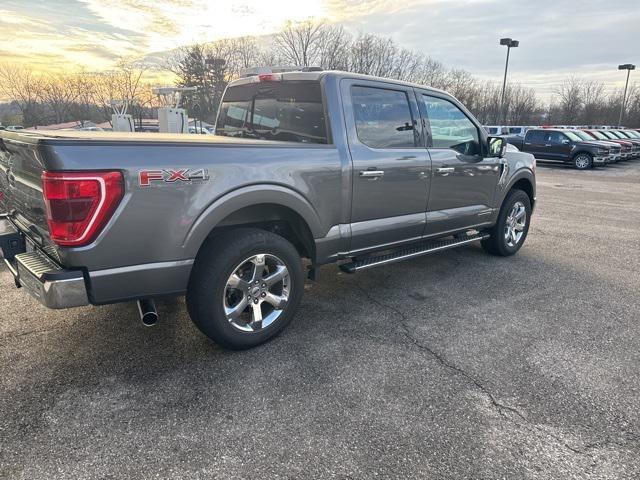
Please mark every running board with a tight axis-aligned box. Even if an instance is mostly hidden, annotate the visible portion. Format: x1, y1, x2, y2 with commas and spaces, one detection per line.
339, 233, 489, 274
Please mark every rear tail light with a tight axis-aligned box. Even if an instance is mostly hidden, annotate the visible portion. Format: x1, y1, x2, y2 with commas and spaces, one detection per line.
41, 171, 124, 246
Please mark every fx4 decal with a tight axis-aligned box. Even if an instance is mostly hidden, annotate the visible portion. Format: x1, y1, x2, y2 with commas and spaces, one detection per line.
139, 168, 209, 187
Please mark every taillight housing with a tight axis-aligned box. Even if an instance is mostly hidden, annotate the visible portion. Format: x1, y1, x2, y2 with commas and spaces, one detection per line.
257, 73, 282, 82
41, 171, 124, 247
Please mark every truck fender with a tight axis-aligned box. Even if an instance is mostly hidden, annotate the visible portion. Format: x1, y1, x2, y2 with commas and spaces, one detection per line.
182, 184, 324, 258
497, 168, 536, 210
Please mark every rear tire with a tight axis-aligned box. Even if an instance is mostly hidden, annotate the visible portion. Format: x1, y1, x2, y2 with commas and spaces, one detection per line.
573, 153, 593, 170
186, 228, 304, 350
481, 189, 531, 256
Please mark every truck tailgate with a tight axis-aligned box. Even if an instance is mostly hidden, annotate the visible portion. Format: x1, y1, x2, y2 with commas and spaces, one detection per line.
0, 136, 56, 257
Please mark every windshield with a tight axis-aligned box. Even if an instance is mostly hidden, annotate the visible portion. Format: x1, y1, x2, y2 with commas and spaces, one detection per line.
613, 130, 634, 139
623, 130, 640, 138
571, 130, 594, 141
216, 80, 328, 144
600, 131, 617, 139
587, 131, 606, 140
564, 131, 581, 141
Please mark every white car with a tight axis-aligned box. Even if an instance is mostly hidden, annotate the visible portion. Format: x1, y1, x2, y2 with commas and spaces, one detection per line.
484, 125, 507, 135
6, 126, 24, 131
188, 126, 211, 135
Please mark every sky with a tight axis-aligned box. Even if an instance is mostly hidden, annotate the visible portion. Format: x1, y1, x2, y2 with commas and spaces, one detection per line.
1, 0, 639, 100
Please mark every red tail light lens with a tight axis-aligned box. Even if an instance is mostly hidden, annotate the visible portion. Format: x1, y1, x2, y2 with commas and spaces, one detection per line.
258, 73, 282, 82
41, 171, 124, 246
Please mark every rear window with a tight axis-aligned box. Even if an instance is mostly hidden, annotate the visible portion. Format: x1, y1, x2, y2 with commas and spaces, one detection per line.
216, 80, 328, 144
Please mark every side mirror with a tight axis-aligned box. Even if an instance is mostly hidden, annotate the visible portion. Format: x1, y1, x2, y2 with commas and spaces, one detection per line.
561, 139, 570, 144
488, 136, 506, 158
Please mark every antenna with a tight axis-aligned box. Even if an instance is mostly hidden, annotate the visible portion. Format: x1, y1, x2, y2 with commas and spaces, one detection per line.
152, 87, 197, 134
108, 99, 130, 116
108, 99, 134, 132
152, 86, 198, 109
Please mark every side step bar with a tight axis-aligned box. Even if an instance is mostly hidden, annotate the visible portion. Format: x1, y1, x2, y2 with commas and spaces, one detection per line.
339, 232, 489, 274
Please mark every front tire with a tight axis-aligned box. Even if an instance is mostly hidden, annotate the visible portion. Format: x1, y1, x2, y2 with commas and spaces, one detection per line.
186, 228, 304, 350
573, 153, 593, 170
481, 189, 531, 256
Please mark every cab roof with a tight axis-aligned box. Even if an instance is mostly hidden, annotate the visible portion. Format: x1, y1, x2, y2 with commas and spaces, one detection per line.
226, 70, 450, 97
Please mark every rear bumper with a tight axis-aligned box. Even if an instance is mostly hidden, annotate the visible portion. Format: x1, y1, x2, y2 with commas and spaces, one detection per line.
0, 216, 89, 309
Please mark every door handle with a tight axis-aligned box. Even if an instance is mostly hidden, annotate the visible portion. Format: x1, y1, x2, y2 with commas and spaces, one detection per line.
545, 144, 552, 147
436, 167, 455, 174
359, 170, 385, 179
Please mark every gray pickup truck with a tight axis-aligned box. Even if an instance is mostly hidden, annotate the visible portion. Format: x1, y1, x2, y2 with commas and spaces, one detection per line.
0, 70, 536, 349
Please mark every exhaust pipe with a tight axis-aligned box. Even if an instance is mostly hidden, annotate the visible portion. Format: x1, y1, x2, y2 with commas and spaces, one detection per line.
137, 298, 158, 327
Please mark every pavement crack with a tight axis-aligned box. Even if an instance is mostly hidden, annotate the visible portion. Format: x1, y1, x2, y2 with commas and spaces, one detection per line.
353, 281, 590, 457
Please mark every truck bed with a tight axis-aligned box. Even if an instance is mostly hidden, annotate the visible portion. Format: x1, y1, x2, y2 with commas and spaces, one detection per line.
0, 129, 299, 147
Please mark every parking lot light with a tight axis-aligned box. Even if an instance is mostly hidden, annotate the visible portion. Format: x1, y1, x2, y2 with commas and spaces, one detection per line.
500, 38, 519, 124
618, 64, 636, 127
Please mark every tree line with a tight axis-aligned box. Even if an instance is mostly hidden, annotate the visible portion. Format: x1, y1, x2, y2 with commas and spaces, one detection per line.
1, 21, 638, 128
0, 61, 162, 128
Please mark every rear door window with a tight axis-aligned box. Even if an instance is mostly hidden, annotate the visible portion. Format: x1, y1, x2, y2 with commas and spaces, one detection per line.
525, 130, 545, 143
216, 81, 328, 144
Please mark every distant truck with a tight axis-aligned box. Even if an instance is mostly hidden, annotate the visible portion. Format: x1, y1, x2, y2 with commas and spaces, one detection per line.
0, 70, 536, 349
506, 128, 614, 169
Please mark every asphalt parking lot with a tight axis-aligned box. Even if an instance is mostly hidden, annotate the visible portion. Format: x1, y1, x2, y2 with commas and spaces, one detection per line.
1, 161, 639, 479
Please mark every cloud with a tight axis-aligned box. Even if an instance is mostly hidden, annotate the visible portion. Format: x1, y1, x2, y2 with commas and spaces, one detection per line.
1, 0, 638, 99
335, 0, 640, 99
77, 0, 328, 51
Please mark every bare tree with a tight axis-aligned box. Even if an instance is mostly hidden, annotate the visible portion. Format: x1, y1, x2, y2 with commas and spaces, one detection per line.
0, 63, 44, 126
316, 25, 351, 70
274, 20, 324, 66
39, 73, 80, 124
556, 77, 584, 123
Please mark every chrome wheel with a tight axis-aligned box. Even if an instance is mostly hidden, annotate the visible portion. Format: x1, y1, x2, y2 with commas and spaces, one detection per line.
223, 254, 290, 333
504, 201, 526, 248
574, 154, 591, 169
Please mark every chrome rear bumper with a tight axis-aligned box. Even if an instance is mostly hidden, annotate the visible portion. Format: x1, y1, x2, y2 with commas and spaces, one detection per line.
0, 216, 88, 309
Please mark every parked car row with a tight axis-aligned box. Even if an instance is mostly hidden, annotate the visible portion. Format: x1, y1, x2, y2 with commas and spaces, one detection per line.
483, 124, 638, 138
505, 128, 640, 169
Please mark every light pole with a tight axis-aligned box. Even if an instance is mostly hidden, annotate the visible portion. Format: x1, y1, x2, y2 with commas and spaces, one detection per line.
618, 63, 635, 127
500, 37, 519, 125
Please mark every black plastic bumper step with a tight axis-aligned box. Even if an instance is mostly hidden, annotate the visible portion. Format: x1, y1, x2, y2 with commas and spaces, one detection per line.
339, 233, 489, 273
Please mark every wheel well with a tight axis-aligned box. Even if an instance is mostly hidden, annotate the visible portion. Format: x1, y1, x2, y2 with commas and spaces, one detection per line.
205, 203, 316, 261
511, 178, 534, 206
572, 151, 592, 159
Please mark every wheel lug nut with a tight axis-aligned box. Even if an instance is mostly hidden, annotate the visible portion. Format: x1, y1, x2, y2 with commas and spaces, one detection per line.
262, 283, 266, 288
261, 292, 266, 297
254, 299, 259, 304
